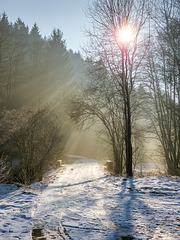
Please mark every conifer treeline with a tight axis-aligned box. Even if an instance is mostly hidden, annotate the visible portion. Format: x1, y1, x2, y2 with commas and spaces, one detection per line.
0, 12, 82, 109
0, 13, 86, 183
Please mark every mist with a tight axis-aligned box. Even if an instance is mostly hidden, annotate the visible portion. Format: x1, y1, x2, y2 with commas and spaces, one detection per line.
0, 0, 180, 182
0, 2, 180, 239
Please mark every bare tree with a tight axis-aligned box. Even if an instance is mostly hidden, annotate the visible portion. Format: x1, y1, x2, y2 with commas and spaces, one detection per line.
68, 0, 148, 176
68, 59, 125, 174
146, 0, 180, 175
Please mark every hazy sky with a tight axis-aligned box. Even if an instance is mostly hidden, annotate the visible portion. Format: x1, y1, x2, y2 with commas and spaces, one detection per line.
0, 0, 91, 52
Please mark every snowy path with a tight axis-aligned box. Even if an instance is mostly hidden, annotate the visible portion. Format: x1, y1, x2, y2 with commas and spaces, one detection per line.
0, 156, 180, 239
32, 158, 113, 239
32, 157, 180, 240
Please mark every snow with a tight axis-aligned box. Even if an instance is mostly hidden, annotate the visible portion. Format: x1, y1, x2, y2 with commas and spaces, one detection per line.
0, 156, 180, 239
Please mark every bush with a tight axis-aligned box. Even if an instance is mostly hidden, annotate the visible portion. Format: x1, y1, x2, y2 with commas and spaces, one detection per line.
0, 154, 12, 183
0, 106, 64, 184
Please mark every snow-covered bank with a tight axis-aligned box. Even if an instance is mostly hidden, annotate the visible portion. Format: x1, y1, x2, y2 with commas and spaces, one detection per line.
0, 157, 180, 239
0, 184, 37, 239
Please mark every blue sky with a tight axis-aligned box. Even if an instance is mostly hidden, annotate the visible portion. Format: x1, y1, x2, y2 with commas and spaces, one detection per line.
0, 0, 91, 52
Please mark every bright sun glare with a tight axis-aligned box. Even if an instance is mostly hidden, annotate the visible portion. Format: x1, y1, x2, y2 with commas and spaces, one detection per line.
118, 26, 133, 44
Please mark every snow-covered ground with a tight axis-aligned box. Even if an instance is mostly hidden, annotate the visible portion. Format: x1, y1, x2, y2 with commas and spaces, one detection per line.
0, 156, 180, 239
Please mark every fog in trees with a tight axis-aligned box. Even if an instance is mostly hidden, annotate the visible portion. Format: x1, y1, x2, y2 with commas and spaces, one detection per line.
0, 0, 180, 184
0, 12, 100, 183
67, 0, 180, 176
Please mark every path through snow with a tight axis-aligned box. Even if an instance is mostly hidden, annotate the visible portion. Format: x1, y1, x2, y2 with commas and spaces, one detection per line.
0, 156, 180, 239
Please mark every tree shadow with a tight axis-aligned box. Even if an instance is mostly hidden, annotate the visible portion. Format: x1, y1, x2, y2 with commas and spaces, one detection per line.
32, 173, 110, 239
33, 172, 162, 240
47, 175, 108, 189
106, 177, 155, 240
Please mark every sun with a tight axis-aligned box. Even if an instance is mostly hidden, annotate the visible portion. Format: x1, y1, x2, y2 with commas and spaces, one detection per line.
118, 26, 134, 44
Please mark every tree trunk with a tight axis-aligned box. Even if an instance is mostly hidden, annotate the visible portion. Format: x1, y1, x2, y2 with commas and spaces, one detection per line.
126, 98, 133, 176
122, 46, 133, 177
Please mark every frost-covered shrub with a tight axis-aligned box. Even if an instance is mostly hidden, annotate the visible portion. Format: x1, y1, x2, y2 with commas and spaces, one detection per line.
0, 106, 64, 184
0, 154, 12, 183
